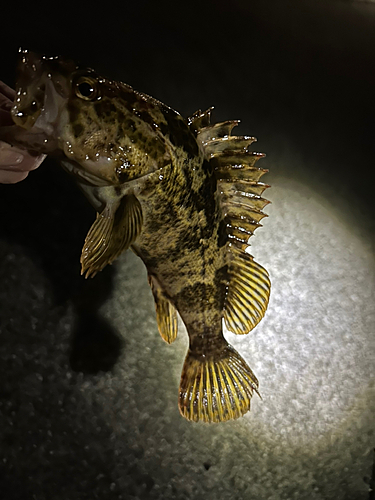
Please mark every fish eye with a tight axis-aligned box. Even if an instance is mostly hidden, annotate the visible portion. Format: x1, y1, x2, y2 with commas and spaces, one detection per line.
74, 76, 99, 101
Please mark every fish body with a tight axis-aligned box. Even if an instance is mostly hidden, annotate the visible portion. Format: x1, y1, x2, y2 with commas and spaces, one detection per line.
3, 50, 271, 422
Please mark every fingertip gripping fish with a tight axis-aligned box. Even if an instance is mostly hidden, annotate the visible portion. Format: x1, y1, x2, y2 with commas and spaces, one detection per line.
3, 49, 271, 423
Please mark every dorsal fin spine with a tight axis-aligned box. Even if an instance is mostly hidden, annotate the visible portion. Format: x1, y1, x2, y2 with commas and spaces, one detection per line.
197, 120, 240, 142
188, 106, 214, 134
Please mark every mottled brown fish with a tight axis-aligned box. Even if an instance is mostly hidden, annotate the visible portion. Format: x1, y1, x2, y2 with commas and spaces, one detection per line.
2, 49, 271, 423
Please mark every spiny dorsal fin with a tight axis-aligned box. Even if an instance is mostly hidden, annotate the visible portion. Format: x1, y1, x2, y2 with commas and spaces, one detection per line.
224, 248, 271, 335
213, 149, 269, 251
203, 135, 257, 156
148, 274, 178, 344
212, 150, 267, 172
81, 194, 143, 278
196, 112, 271, 333
197, 120, 240, 143
187, 107, 214, 134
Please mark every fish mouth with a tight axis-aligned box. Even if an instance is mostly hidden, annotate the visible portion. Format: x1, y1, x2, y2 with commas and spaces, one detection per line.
8, 49, 74, 153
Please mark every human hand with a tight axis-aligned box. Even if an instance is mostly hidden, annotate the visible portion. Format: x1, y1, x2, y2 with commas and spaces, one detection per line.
0, 81, 46, 184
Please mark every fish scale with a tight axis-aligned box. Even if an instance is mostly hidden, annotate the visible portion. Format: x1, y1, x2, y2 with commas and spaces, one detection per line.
2, 49, 271, 423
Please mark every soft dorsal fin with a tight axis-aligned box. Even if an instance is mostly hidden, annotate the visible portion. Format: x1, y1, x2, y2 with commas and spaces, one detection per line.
148, 274, 178, 344
194, 112, 271, 334
224, 248, 270, 335
81, 194, 143, 278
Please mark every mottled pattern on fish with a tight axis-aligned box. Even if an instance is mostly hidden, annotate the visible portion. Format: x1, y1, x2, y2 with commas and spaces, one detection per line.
4, 50, 271, 423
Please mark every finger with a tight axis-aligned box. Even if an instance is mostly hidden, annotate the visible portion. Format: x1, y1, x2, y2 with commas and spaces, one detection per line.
0, 153, 46, 172
0, 170, 29, 184
13, 153, 46, 172
0, 141, 46, 171
0, 81, 16, 101
0, 146, 24, 167
0, 94, 13, 112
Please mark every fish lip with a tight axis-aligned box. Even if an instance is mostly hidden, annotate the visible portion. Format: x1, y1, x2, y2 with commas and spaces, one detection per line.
11, 49, 71, 150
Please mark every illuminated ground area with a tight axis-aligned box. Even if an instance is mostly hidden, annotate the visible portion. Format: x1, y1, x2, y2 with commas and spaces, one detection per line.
0, 159, 373, 499
101, 172, 375, 499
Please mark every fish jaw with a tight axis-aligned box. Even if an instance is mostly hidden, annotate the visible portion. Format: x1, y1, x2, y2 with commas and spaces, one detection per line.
7, 49, 72, 154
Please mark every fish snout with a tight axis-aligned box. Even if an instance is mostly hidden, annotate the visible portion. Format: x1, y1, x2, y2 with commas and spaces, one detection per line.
12, 50, 69, 138
11, 49, 45, 130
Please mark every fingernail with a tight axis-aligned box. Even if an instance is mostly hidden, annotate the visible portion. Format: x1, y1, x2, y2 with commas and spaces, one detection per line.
0, 150, 24, 167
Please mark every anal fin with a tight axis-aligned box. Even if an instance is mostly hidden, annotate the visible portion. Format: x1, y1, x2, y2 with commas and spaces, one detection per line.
148, 275, 178, 344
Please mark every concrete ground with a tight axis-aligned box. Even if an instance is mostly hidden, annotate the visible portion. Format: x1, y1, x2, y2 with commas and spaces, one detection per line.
0, 1, 374, 499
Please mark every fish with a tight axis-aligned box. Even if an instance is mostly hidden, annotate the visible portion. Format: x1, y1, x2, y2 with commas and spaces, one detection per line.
2, 49, 271, 423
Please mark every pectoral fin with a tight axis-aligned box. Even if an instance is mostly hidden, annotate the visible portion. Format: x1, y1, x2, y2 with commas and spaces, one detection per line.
81, 194, 143, 278
148, 275, 178, 344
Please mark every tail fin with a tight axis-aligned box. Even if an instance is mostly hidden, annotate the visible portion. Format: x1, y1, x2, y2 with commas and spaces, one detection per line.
179, 340, 259, 423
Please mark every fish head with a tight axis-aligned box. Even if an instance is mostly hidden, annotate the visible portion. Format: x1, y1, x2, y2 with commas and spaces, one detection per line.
12, 50, 75, 133
8, 49, 169, 185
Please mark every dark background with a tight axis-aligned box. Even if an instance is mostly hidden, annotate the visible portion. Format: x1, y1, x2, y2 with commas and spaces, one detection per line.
0, 1, 374, 499
1, 0, 375, 218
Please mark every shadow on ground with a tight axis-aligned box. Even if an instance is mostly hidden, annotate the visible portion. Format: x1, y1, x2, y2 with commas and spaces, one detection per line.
0, 160, 123, 374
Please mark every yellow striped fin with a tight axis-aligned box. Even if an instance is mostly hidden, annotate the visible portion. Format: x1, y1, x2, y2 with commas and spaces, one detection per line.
80, 194, 143, 278
148, 275, 178, 344
179, 342, 259, 423
224, 249, 270, 335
